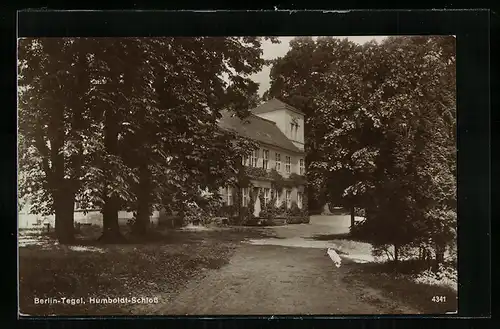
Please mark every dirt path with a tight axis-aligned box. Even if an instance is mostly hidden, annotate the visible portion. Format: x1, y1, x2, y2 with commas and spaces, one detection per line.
158, 245, 417, 315
135, 216, 420, 315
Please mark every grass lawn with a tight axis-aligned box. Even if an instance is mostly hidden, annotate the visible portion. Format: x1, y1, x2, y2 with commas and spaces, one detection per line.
19, 219, 458, 316
342, 262, 458, 314
310, 231, 458, 314
19, 225, 273, 316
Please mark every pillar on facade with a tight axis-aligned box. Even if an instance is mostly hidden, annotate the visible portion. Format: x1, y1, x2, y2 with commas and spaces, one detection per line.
253, 196, 261, 217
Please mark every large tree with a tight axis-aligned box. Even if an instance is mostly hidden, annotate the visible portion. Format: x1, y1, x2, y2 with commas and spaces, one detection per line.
266, 36, 456, 266
265, 37, 375, 216
124, 37, 276, 235
18, 37, 277, 242
18, 38, 93, 243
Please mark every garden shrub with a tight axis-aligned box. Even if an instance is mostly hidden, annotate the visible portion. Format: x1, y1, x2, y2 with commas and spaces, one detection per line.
227, 214, 242, 226
242, 218, 260, 226
239, 205, 253, 223
184, 203, 206, 225
278, 201, 287, 216
158, 208, 184, 228
372, 244, 396, 262
413, 263, 458, 291
354, 207, 366, 217
262, 191, 282, 220
289, 201, 302, 217
217, 204, 237, 218
286, 217, 303, 224
259, 209, 270, 219
258, 193, 268, 216
262, 219, 275, 226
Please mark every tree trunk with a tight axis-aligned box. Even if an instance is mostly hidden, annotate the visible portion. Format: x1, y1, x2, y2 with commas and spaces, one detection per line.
235, 187, 241, 224
306, 184, 321, 214
99, 195, 125, 242
394, 243, 399, 264
134, 198, 149, 235
54, 186, 76, 244
99, 102, 125, 243
434, 243, 445, 272
423, 247, 432, 269
133, 163, 150, 235
350, 206, 356, 228
47, 99, 76, 244
238, 187, 245, 224
51, 124, 74, 245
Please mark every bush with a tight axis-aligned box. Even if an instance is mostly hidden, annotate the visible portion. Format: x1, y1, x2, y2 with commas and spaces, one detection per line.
183, 200, 223, 226
257, 189, 283, 220
239, 206, 253, 223
261, 218, 275, 226
263, 197, 282, 220
350, 217, 376, 242
226, 215, 241, 226
184, 205, 205, 225
259, 209, 271, 219
413, 263, 458, 291
289, 201, 301, 217
217, 204, 237, 218
286, 217, 303, 224
372, 244, 395, 262
278, 201, 286, 212
242, 218, 260, 226
277, 201, 287, 216
242, 216, 274, 227
158, 209, 184, 228
354, 207, 366, 217
447, 240, 457, 263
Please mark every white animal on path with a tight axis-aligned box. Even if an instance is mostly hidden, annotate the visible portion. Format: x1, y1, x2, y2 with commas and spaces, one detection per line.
327, 248, 342, 268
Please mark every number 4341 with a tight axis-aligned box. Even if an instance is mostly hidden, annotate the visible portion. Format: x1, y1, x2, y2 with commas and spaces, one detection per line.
432, 296, 447, 303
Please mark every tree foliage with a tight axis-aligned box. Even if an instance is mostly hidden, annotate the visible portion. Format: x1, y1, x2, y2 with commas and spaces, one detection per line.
266, 36, 456, 267
18, 37, 278, 242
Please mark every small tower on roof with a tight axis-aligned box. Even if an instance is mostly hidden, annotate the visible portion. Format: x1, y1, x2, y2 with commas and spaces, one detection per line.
250, 98, 305, 151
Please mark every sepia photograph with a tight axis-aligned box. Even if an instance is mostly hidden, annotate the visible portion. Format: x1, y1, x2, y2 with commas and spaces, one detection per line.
18, 35, 457, 316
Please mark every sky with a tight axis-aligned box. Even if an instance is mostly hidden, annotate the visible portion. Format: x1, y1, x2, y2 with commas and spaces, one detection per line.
251, 36, 388, 96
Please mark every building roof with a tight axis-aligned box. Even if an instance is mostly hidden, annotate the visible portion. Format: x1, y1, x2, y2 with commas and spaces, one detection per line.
250, 98, 305, 116
218, 110, 303, 154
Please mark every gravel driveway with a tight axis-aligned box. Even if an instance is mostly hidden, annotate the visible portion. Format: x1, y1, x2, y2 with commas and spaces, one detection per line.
134, 215, 420, 315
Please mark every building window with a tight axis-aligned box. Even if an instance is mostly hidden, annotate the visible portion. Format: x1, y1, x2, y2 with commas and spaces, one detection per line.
262, 149, 269, 170
242, 155, 249, 166
226, 187, 233, 206
286, 190, 291, 209
285, 156, 291, 173
297, 192, 303, 209
242, 188, 249, 207
263, 188, 270, 206
299, 158, 305, 175
275, 153, 281, 171
251, 149, 258, 167
290, 121, 299, 140
274, 189, 281, 206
